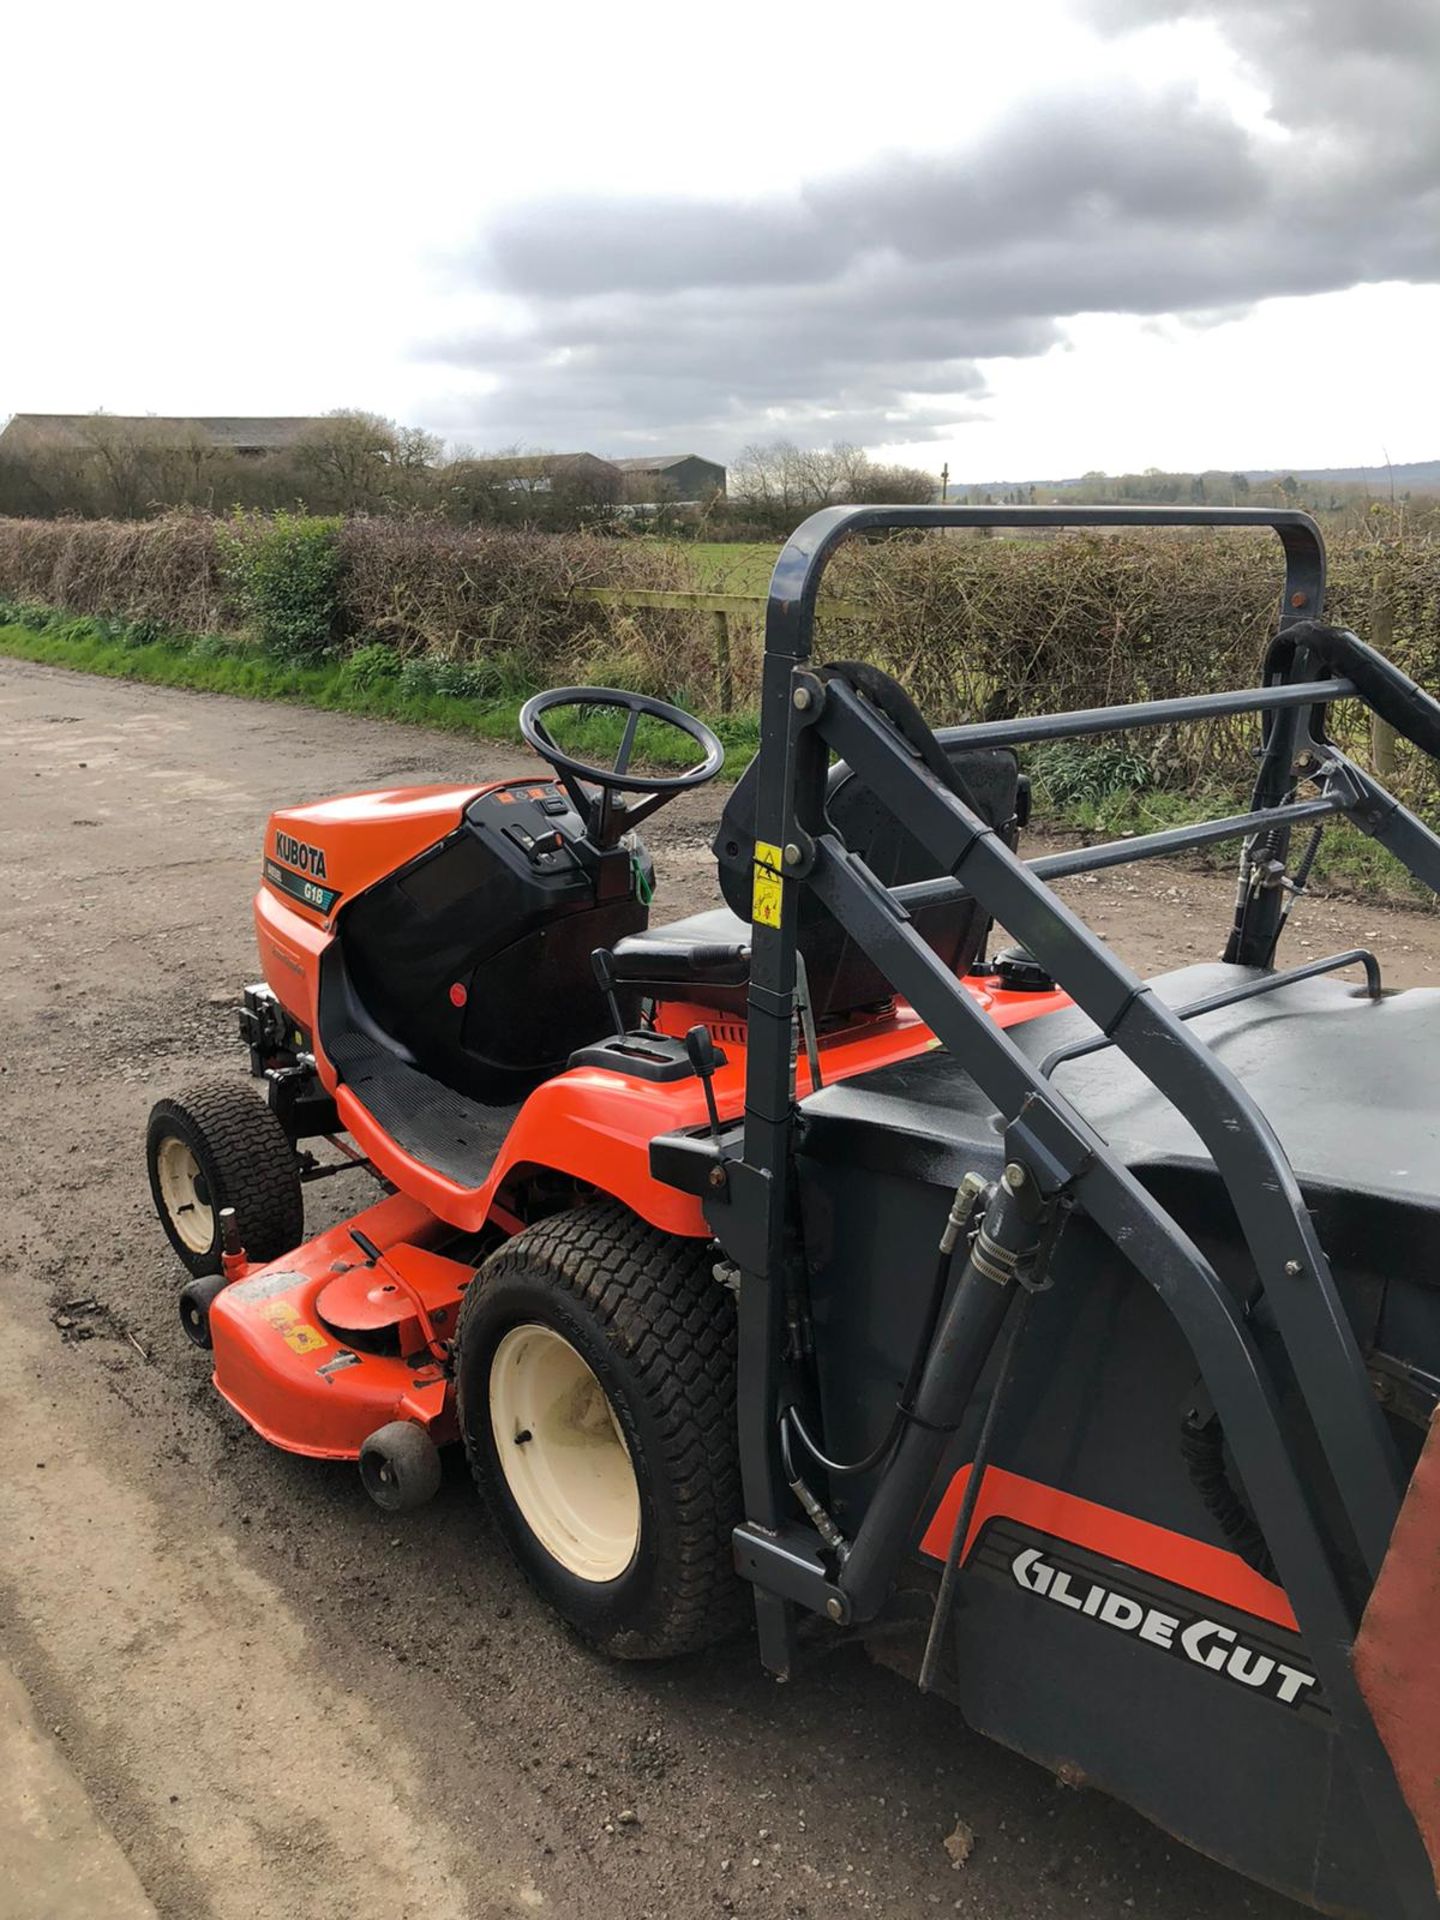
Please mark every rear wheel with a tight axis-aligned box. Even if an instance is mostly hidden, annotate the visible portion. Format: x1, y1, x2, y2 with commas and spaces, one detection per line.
146, 1080, 304, 1277
455, 1201, 743, 1659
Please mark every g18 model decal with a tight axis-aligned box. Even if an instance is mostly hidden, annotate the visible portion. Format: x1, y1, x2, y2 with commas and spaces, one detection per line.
265, 831, 340, 915
922, 1464, 1324, 1721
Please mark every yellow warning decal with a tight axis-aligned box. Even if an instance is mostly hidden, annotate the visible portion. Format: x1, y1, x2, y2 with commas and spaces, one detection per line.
256, 1298, 328, 1354
752, 840, 784, 929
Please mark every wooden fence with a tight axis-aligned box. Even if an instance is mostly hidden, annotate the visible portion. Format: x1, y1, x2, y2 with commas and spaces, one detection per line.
569, 585, 874, 713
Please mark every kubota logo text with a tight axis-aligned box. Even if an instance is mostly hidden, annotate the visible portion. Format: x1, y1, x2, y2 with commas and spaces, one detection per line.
273, 832, 328, 878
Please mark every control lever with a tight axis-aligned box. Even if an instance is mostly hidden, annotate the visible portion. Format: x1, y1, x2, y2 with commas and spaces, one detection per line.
684, 1024, 725, 1142
350, 1228, 448, 1361
591, 948, 626, 1036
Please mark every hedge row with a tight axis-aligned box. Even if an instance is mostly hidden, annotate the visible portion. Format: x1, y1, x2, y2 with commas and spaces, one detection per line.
0, 512, 714, 704
824, 522, 1440, 799
2, 509, 1438, 804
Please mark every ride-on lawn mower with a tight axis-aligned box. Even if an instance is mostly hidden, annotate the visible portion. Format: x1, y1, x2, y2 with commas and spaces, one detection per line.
150, 505, 1440, 1916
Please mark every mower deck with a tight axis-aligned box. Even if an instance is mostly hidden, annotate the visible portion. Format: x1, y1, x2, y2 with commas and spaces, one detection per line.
209, 1190, 465, 1459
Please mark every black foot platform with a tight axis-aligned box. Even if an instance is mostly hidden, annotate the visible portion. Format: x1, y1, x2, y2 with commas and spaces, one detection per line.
327, 1031, 520, 1188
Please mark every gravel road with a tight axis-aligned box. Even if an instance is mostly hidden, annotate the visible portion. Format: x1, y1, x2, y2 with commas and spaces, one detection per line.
4, 658, 1435, 1920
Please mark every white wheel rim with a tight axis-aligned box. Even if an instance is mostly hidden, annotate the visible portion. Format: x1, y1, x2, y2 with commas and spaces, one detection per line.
489, 1323, 640, 1583
156, 1136, 214, 1255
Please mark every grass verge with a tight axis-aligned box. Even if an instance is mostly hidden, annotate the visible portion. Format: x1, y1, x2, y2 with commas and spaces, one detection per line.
0, 614, 762, 769
1039, 782, 1430, 903
1, 605, 1430, 906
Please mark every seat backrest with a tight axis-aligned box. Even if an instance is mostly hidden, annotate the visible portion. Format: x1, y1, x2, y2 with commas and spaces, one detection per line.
712, 745, 1021, 1020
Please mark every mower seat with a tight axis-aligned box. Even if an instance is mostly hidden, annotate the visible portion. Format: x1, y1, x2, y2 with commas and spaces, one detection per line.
609, 908, 752, 1009
607, 744, 1023, 1022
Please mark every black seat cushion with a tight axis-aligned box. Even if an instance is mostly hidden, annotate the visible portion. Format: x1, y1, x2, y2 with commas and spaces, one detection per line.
609, 908, 751, 1012
609, 745, 1021, 1020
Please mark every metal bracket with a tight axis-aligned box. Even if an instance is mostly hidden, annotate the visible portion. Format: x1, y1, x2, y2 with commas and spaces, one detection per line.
780, 827, 818, 879
704, 1158, 772, 1271
1005, 1099, 1092, 1199
791, 669, 827, 719
733, 1521, 850, 1624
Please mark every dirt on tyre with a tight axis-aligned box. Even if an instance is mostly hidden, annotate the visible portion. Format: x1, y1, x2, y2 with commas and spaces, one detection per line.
146, 1079, 304, 1277
455, 1200, 744, 1659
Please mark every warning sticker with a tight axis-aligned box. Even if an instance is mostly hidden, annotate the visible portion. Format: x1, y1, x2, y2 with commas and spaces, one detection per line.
255, 1296, 328, 1355
752, 840, 784, 928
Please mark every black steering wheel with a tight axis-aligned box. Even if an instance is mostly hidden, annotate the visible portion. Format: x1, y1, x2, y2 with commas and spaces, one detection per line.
518, 686, 724, 841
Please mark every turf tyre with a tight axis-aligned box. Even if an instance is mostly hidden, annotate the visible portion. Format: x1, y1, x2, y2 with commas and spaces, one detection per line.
455, 1201, 743, 1659
147, 1079, 304, 1277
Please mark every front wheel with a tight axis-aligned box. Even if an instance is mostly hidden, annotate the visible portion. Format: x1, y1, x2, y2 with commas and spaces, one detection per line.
147, 1080, 304, 1277
455, 1202, 743, 1659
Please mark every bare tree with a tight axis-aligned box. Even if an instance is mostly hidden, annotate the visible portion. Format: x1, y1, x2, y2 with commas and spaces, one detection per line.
732, 438, 935, 528
0, 419, 97, 515
394, 424, 444, 473
75, 414, 227, 516
848, 459, 937, 505
439, 448, 620, 529
0, 409, 445, 518
293, 410, 404, 512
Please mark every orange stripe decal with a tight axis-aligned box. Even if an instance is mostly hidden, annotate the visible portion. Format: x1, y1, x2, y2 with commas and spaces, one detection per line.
920, 1464, 1297, 1632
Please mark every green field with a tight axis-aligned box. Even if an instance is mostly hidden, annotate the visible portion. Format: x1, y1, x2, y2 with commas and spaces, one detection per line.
677, 542, 780, 594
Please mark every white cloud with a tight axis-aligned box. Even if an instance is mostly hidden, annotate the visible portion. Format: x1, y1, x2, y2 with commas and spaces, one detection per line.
2, 0, 1437, 474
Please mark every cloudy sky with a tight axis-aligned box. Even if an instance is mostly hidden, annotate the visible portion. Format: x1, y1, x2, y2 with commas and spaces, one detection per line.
4, 0, 1437, 478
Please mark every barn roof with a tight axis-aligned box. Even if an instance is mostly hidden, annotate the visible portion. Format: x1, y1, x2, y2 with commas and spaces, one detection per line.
2, 414, 320, 451
611, 453, 717, 472
460, 451, 615, 475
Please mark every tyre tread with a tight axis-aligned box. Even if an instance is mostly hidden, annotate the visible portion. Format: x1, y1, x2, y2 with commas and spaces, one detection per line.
148, 1079, 303, 1271
457, 1201, 742, 1659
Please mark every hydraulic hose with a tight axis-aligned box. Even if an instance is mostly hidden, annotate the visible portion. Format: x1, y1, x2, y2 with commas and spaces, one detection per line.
784, 1180, 984, 1480
838, 1172, 1046, 1622
918, 1289, 1033, 1691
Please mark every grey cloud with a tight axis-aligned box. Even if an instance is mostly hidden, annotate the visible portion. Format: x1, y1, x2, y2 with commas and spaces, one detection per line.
421, 1, 1440, 455
487, 198, 843, 300
1087, 0, 1437, 66
485, 84, 1258, 305
1087, 0, 1440, 154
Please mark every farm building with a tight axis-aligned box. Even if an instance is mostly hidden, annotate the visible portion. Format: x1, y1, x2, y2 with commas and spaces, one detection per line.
0, 414, 322, 456
612, 453, 727, 502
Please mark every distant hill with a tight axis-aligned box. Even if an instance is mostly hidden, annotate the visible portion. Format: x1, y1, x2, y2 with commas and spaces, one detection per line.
1240, 459, 1440, 489
952, 459, 1440, 497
